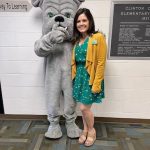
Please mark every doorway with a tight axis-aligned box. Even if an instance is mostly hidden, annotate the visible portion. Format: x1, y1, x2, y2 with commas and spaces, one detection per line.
0, 82, 4, 114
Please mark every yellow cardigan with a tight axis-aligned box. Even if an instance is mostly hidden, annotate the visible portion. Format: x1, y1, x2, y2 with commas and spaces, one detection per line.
71, 32, 107, 93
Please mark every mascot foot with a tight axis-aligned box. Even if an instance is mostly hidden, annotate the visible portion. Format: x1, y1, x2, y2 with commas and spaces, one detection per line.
66, 122, 82, 138
45, 124, 62, 139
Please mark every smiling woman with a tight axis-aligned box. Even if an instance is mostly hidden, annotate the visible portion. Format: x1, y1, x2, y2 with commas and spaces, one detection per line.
72, 8, 107, 147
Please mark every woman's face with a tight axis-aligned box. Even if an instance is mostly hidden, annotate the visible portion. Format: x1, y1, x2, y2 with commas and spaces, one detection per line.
76, 13, 89, 35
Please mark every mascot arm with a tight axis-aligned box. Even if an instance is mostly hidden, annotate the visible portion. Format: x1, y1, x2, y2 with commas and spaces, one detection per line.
34, 34, 54, 57
34, 29, 66, 57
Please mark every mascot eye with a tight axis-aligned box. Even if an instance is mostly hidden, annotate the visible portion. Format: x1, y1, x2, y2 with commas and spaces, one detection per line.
65, 12, 71, 18
48, 12, 54, 18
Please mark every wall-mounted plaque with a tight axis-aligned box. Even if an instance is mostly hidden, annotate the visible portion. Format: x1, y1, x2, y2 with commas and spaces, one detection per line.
108, 1, 150, 59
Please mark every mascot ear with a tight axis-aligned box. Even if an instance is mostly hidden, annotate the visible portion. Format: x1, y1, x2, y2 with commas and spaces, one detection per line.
73, 0, 85, 6
31, 0, 44, 7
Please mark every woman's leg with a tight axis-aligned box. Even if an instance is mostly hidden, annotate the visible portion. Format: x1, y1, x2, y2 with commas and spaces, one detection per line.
82, 115, 88, 131
79, 103, 96, 146
80, 104, 94, 131
78, 112, 88, 143
78, 104, 90, 144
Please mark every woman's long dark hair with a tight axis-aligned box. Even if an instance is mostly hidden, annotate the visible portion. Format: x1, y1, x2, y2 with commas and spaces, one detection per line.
72, 8, 96, 44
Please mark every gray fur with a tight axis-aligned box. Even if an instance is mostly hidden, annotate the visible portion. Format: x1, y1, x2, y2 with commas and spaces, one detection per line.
31, 0, 44, 7
32, 0, 84, 139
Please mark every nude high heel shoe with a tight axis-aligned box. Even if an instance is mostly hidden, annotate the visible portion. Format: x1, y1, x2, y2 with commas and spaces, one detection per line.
84, 128, 96, 147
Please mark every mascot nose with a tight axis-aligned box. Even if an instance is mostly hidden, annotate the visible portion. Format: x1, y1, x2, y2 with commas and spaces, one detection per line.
55, 16, 64, 22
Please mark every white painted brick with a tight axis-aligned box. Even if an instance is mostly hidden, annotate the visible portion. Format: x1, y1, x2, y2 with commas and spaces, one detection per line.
0, 16, 42, 32
1, 0, 150, 118
4, 98, 47, 114
80, 0, 111, 18
101, 100, 123, 113
91, 103, 104, 115
0, 32, 41, 47
1, 74, 44, 87
105, 76, 135, 89
105, 62, 150, 76
2, 87, 45, 99
133, 77, 150, 89
122, 101, 150, 114
0, 47, 39, 61
95, 18, 110, 36
106, 89, 150, 103
105, 76, 150, 90
105, 89, 134, 101
0, 60, 45, 74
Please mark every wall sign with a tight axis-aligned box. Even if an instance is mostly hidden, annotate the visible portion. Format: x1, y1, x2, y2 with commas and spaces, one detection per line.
108, 1, 150, 59
0, 0, 32, 12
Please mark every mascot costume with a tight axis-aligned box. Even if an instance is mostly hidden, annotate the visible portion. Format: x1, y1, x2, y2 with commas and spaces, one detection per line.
31, 0, 85, 139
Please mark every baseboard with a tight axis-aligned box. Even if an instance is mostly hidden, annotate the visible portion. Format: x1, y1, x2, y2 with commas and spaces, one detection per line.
0, 114, 47, 120
93, 117, 150, 124
0, 114, 150, 124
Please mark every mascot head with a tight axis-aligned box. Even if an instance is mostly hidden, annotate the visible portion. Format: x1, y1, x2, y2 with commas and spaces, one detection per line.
32, 0, 85, 36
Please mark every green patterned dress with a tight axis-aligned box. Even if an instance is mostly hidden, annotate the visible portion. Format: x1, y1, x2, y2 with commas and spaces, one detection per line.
73, 37, 105, 105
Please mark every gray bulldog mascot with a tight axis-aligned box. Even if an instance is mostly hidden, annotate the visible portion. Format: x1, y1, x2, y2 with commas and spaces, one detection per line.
31, 0, 85, 139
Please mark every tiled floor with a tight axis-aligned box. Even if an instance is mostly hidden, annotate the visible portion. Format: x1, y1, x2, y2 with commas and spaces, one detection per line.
0, 119, 150, 150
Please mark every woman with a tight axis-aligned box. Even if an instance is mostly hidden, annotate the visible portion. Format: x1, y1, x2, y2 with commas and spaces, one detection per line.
71, 8, 107, 146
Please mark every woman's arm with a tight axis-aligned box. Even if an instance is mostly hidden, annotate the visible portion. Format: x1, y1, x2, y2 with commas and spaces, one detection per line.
92, 34, 107, 93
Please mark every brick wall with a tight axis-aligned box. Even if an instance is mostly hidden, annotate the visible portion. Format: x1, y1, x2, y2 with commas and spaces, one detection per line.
0, 0, 150, 118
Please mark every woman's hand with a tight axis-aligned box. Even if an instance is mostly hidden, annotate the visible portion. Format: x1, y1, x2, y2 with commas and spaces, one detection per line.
91, 87, 100, 94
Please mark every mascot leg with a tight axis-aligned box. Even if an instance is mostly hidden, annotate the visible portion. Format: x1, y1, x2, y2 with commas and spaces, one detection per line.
62, 71, 82, 138
45, 73, 62, 139
45, 115, 62, 139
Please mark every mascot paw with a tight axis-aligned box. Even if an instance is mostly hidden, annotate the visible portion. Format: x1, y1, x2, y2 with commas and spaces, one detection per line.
65, 123, 82, 138
45, 124, 62, 139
